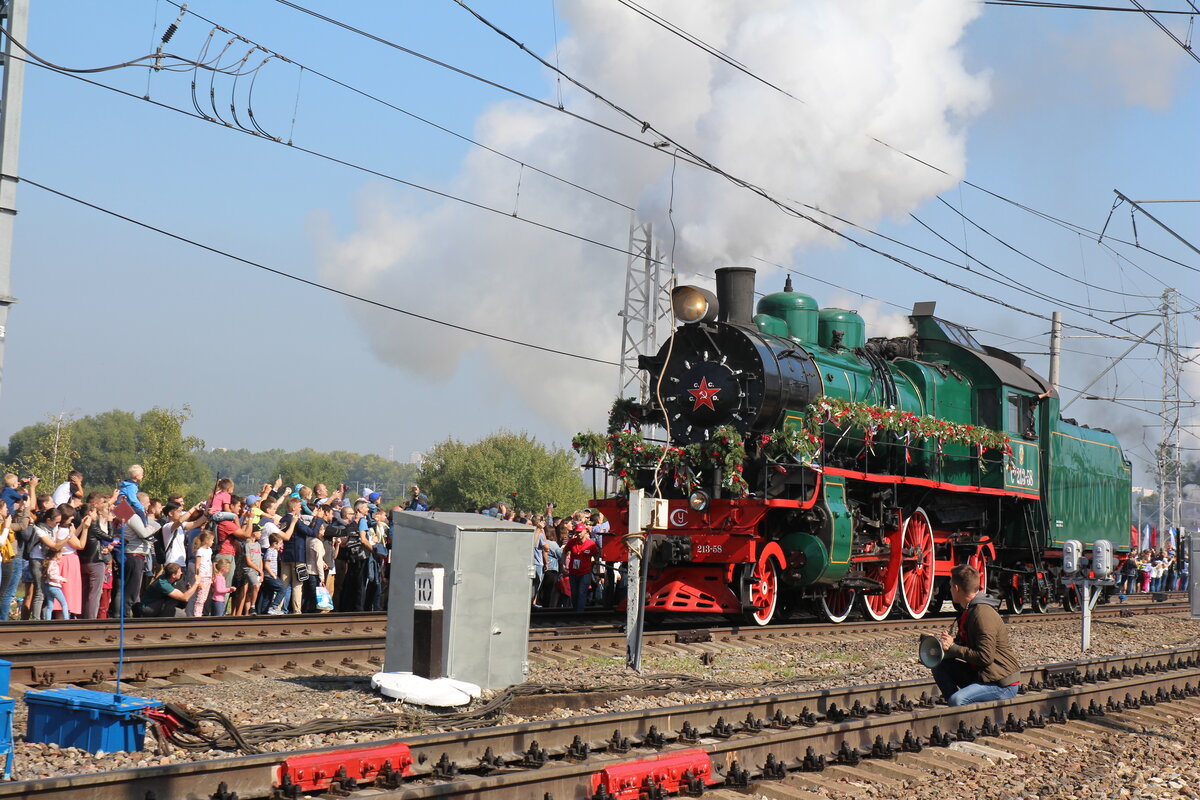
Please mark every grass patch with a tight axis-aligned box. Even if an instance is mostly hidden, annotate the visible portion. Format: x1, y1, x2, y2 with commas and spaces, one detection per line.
809, 650, 864, 663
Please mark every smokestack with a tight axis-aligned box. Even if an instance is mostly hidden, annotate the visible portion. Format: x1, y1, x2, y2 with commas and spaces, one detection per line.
715, 267, 756, 326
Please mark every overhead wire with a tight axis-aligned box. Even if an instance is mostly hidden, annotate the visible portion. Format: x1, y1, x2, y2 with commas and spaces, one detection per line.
20, 5, 1196, 366
907, 211, 1140, 315
984, 1, 1198, 12
607, 0, 1189, 305
264, 0, 714, 173
163, 0, 636, 213
13, 55, 664, 273
1128, 0, 1200, 65
13, 175, 620, 367
264, 0, 1196, 349
443, 0, 1198, 351
0, 24, 261, 76
933, 196, 1158, 300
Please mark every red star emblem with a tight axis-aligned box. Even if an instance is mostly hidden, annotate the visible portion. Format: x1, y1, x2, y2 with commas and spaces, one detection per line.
688, 377, 721, 411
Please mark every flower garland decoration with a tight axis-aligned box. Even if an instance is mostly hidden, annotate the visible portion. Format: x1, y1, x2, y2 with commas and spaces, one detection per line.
607, 397, 643, 434
688, 425, 749, 495
811, 397, 1011, 462
575, 396, 1011, 495
571, 432, 609, 465
809, 397, 1011, 472
758, 425, 823, 472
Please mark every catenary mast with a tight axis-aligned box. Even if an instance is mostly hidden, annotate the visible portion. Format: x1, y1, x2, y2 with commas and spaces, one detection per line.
0, 0, 28, 400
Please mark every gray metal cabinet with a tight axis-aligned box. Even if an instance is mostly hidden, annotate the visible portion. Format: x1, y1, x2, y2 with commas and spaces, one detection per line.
384, 512, 533, 689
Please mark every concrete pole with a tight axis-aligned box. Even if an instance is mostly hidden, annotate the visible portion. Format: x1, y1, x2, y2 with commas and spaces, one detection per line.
625, 489, 648, 673
1048, 311, 1062, 391
0, 0, 29, 399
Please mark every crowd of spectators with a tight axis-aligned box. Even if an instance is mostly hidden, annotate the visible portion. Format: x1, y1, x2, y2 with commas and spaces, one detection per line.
0, 468, 624, 621
1119, 547, 1189, 598
0, 468, 431, 620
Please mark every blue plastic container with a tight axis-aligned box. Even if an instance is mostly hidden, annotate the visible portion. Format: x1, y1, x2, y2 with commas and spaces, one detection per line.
24, 688, 161, 753
1, 696, 15, 779
0, 660, 9, 695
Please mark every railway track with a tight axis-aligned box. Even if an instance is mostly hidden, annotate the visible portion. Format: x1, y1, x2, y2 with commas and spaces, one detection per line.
0, 613, 388, 690
3, 645, 1198, 799
0, 595, 1189, 691
530, 597, 1191, 666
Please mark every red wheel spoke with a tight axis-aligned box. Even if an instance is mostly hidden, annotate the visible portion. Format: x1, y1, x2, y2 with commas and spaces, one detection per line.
901, 509, 936, 619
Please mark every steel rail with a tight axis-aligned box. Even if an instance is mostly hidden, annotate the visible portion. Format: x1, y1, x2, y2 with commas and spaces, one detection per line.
532, 600, 1193, 654
1, 599, 1188, 688
2, 646, 1197, 800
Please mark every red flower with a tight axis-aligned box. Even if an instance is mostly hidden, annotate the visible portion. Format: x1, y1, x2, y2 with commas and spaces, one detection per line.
736, 465, 743, 473
618, 470, 627, 477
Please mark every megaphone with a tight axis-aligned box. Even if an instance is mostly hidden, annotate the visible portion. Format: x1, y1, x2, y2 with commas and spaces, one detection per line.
918, 634, 945, 668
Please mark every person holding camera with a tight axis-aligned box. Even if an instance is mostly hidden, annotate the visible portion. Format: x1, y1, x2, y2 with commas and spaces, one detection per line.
0, 498, 33, 619
51, 471, 84, 507
276, 495, 325, 614
930, 563, 1022, 706
138, 563, 201, 617
406, 484, 429, 512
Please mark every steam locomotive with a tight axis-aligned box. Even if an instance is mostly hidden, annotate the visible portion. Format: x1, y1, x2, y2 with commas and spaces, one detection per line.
588, 267, 1132, 624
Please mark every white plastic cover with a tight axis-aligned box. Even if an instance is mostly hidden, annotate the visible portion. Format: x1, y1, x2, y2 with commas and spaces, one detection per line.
370, 672, 480, 707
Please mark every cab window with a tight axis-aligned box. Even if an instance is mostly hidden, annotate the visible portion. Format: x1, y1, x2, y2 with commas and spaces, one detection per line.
1007, 393, 1038, 440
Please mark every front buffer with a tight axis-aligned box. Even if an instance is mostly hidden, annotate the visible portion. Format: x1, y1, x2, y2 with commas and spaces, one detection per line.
596, 497, 803, 626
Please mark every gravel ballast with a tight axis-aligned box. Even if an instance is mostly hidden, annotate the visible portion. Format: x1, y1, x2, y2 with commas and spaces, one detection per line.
2, 611, 1198, 786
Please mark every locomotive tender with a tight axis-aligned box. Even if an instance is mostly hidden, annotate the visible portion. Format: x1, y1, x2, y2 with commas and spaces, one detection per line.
589, 267, 1132, 624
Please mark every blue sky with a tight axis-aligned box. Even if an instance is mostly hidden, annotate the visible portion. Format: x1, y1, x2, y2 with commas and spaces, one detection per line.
1, 1, 1196, 486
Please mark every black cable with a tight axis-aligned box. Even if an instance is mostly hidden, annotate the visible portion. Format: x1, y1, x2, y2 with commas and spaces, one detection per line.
163, 0, 635, 213
0, 25, 258, 76
445, 0, 1193, 348
270, 0, 1197, 319
267, 0, 1193, 346
608, 0, 1189, 305
985, 1, 1198, 12
933, 197, 1158, 300
1128, 0, 1200, 65
266, 0, 700, 170
16, 15, 1194, 352
958, 174, 1200, 279
15, 57, 663, 272
40, 54, 1198, 357
907, 211, 1136, 315
13, 175, 620, 367
614, 0, 805, 104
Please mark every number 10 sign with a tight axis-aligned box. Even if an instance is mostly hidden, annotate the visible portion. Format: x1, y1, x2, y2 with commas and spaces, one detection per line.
414, 565, 445, 612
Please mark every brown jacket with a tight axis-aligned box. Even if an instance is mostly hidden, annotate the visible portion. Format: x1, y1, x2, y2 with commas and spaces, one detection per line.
946, 595, 1021, 686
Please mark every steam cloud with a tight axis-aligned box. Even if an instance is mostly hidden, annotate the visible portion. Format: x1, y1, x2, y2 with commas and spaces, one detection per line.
315, 0, 989, 436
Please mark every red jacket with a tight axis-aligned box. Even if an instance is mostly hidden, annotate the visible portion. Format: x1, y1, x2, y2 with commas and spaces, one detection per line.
562, 537, 599, 577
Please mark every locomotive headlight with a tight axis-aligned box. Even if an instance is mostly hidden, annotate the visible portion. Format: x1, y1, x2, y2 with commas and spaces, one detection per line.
672, 285, 718, 323
688, 490, 710, 512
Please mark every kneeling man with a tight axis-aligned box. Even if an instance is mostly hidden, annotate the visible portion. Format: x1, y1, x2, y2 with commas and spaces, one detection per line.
933, 563, 1021, 706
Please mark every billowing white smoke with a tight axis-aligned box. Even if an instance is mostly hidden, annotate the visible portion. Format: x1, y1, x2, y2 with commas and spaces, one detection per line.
315, 0, 988, 435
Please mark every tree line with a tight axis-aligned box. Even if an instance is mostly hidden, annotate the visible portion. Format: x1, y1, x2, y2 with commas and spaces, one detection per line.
1, 408, 591, 511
